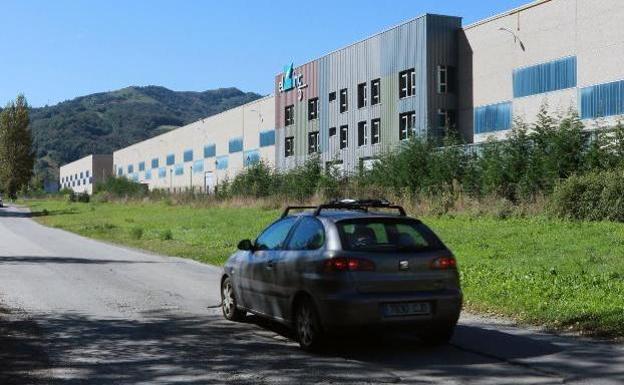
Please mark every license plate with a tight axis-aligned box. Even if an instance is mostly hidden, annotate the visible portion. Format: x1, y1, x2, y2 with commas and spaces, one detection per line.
382, 302, 431, 317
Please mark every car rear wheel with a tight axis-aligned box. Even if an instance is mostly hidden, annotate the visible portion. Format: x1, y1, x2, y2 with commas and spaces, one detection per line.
221, 277, 245, 321
295, 298, 324, 351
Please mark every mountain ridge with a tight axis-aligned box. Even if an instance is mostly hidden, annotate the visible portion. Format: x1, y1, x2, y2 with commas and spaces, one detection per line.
28, 85, 263, 179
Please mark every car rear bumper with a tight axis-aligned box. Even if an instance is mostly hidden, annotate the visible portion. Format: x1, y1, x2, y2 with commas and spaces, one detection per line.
315, 289, 462, 331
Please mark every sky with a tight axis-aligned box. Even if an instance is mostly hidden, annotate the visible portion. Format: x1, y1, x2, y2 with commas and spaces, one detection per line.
0, 0, 529, 107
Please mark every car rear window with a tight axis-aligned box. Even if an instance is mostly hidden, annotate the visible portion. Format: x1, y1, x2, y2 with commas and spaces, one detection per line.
336, 218, 444, 252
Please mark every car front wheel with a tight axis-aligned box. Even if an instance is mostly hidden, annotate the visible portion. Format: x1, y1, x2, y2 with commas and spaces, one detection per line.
295, 298, 324, 351
221, 277, 245, 321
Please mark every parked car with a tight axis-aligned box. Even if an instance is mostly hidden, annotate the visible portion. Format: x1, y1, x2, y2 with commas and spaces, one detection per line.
0, 195, 3, 208
221, 199, 462, 351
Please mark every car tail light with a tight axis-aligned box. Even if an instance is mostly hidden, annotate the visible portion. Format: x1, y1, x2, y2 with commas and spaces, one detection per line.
323, 257, 375, 272
430, 256, 457, 270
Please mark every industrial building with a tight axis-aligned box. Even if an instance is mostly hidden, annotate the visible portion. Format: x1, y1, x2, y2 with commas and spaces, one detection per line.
113, 96, 275, 192
274, 0, 624, 171
61, 0, 624, 189
274, 14, 461, 173
59, 155, 113, 194
459, 0, 624, 143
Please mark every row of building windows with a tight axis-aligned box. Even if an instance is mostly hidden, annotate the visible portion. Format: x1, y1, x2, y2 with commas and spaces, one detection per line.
284, 113, 424, 157
60, 176, 93, 189
60, 170, 90, 183
117, 130, 274, 177
284, 66, 455, 126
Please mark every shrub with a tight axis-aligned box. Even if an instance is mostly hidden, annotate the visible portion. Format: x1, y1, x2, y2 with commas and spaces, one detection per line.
95, 177, 147, 198
129, 226, 144, 240
160, 229, 173, 241
550, 169, 624, 221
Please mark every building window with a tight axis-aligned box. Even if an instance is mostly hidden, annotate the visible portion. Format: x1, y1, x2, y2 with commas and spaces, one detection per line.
399, 111, 416, 140
308, 97, 319, 120
371, 79, 380, 105
229, 137, 243, 153
329, 91, 336, 102
117, 167, 123, 176
581, 79, 624, 119
340, 88, 348, 113
127, 165, 134, 174
357, 121, 368, 147
357, 83, 367, 108
174, 164, 184, 176
399, 68, 416, 98
80, 172, 84, 178
158, 167, 167, 179
437, 109, 456, 129
183, 149, 193, 162
308, 132, 319, 154
474, 102, 512, 134
216, 155, 229, 170
285, 105, 295, 126
285, 136, 295, 157
244, 150, 260, 167
339, 125, 348, 149
371, 118, 381, 144
513, 56, 577, 98
259, 130, 275, 147
86, 170, 90, 178
329, 127, 336, 137
193, 159, 205, 173
204, 144, 216, 158
151, 158, 159, 169
138, 161, 145, 172
145, 170, 151, 180
166, 154, 175, 166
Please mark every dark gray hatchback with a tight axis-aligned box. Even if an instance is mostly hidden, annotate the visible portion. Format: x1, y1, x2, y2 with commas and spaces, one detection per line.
221, 200, 462, 351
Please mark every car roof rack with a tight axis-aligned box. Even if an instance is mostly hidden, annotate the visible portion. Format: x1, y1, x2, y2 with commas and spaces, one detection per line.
280, 205, 318, 218
281, 199, 406, 218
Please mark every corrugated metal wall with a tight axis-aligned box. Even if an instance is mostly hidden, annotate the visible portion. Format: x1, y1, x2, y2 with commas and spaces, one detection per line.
274, 14, 461, 173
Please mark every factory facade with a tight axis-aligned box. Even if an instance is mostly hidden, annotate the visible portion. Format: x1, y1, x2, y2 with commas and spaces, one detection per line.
59, 155, 113, 194
113, 96, 275, 192
61, 0, 624, 191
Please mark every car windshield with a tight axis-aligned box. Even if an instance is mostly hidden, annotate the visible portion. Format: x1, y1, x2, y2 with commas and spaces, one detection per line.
336, 218, 444, 252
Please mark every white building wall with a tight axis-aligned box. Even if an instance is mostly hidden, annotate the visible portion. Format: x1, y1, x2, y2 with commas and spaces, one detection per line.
59, 155, 113, 194
459, 0, 624, 143
113, 95, 275, 192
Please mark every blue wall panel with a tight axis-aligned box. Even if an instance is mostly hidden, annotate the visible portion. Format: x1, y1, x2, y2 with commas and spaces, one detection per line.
581, 80, 624, 119
474, 101, 512, 134
513, 56, 577, 98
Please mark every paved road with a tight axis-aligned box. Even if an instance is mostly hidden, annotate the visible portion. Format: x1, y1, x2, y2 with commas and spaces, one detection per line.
0, 204, 623, 384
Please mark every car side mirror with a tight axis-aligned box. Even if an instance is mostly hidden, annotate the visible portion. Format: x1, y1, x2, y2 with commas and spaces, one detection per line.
237, 239, 254, 251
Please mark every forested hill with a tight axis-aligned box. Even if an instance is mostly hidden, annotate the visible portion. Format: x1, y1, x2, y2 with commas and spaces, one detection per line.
29, 86, 262, 179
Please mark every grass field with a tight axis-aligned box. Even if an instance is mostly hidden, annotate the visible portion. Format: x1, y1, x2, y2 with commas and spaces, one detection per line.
23, 199, 624, 337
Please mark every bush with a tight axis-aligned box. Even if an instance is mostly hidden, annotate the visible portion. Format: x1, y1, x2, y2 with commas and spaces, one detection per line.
550, 169, 624, 221
67, 191, 90, 203
95, 177, 147, 198
160, 229, 173, 241
129, 226, 144, 240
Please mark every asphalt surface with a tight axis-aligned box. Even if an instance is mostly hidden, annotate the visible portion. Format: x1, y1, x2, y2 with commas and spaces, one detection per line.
0, 204, 623, 384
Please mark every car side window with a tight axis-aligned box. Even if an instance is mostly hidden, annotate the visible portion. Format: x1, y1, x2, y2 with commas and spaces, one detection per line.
255, 217, 297, 251
286, 217, 326, 250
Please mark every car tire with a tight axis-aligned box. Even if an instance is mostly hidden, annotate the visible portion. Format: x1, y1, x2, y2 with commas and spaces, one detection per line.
295, 297, 324, 352
420, 322, 456, 346
221, 277, 246, 321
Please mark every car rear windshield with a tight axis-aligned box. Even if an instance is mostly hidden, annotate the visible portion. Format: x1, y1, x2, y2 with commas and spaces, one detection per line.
336, 218, 444, 252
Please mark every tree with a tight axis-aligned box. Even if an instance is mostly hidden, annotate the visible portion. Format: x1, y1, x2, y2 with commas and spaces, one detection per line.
0, 95, 35, 198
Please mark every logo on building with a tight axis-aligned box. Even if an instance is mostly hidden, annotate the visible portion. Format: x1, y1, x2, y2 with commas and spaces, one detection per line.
278, 63, 308, 101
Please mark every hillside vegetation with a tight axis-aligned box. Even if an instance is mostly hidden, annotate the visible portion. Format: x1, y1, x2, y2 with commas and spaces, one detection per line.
27, 86, 262, 180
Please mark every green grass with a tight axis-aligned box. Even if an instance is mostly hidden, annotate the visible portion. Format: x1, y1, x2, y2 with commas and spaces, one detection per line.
23, 198, 624, 337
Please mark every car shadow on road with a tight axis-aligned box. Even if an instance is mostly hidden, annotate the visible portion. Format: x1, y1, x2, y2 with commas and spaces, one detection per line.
0, 256, 163, 265
9, 308, 622, 384
0, 207, 79, 218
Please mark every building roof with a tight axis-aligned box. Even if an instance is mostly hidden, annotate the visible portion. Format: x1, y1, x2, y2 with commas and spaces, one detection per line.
463, 0, 552, 30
